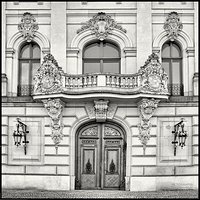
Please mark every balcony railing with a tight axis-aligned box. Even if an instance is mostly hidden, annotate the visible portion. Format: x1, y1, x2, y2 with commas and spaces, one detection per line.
168, 84, 184, 96
32, 53, 170, 100
18, 85, 34, 96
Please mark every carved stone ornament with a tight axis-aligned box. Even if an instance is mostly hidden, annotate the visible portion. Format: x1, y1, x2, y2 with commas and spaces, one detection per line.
33, 54, 64, 95
137, 98, 160, 152
104, 126, 121, 136
82, 127, 98, 136
18, 12, 39, 42
163, 12, 183, 41
138, 53, 169, 94
94, 100, 109, 122
86, 101, 117, 121
42, 98, 65, 149
77, 12, 126, 41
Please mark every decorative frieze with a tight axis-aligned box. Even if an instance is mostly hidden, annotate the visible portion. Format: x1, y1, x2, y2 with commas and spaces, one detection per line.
77, 12, 126, 41
138, 53, 169, 94
33, 54, 64, 95
18, 12, 39, 42
104, 127, 121, 136
82, 127, 98, 136
137, 98, 160, 152
42, 98, 65, 150
163, 12, 183, 41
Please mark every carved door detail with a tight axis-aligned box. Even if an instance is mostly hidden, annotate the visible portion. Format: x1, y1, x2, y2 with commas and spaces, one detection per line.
76, 123, 126, 190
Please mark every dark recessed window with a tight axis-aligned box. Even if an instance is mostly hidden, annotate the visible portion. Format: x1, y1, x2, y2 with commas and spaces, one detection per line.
83, 41, 120, 74
18, 42, 41, 96
162, 41, 183, 96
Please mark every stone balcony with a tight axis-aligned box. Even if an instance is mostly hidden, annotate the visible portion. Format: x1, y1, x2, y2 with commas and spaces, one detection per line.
32, 53, 169, 101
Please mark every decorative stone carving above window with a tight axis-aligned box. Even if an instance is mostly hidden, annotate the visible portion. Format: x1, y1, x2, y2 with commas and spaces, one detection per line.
82, 127, 98, 136
138, 53, 169, 95
163, 12, 183, 41
77, 12, 126, 41
33, 54, 64, 94
18, 12, 39, 42
94, 100, 109, 122
104, 127, 121, 136
42, 98, 65, 150
137, 98, 160, 153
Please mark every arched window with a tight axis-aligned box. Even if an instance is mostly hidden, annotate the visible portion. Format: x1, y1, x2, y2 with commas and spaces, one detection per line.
83, 41, 120, 74
161, 41, 183, 96
18, 42, 41, 96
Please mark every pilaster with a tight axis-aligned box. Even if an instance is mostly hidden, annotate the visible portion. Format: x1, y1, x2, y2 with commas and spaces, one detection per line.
136, 2, 152, 69
51, 2, 66, 72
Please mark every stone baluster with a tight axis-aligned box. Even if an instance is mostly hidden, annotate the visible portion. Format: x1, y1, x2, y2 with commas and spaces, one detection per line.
83, 76, 87, 87
120, 77, 124, 88
65, 77, 69, 88
106, 75, 110, 86
116, 76, 120, 87
88, 75, 92, 87
125, 77, 129, 88
129, 77, 133, 88
79, 77, 83, 88
93, 75, 97, 86
74, 77, 78, 88
134, 77, 137, 87
69, 77, 74, 88
111, 75, 115, 87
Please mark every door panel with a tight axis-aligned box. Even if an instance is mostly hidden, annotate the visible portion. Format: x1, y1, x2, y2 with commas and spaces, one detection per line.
76, 123, 126, 190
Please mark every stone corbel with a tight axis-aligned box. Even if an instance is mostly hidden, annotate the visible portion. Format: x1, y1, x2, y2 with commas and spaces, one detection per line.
137, 98, 160, 153
42, 98, 65, 151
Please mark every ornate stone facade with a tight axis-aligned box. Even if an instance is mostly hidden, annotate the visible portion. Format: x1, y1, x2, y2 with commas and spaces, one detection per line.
42, 98, 65, 150
137, 98, 160, 152
77, 12, 126, 41
138, 53, 169, 94
33, 54, 64, 94
18, 12, 39, 42
163, 12, 183, 41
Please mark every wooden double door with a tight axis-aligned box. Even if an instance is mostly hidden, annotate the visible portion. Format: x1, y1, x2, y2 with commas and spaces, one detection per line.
75, 123, 126, 190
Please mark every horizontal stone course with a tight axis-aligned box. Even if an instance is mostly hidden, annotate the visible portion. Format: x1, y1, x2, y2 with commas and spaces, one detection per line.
2, 165, 24, 174
144, 166, 174, 175
57, 166, 69, 174
2, 116, 8, 125
26, 166, 56, 174
176, 107, 198, 115
25, 107, 46, 116
155, 107, 175, 116
2, 107, 25, 116
44, 155, 69, 165
131, 157, 156, 166
131, 166, 143, 175
175, 166, 198, 175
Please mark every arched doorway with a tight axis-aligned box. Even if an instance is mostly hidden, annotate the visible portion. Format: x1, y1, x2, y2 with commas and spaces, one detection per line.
75, 122, 126, 190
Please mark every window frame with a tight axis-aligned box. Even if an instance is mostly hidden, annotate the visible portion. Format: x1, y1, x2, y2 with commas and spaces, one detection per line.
82, 41, 121, 74
161, 41, 183, 95
18, 42, 41, 96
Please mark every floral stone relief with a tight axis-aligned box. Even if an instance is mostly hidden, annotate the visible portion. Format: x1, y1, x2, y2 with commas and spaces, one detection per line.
42, 98, 65, 150
18, 12, 39, 42
77, 12, 126, 41
137, 98, 160, 152
163, 12, 183, 41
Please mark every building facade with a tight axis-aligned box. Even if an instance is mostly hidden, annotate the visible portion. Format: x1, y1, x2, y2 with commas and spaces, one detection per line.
1, 1, 198, 191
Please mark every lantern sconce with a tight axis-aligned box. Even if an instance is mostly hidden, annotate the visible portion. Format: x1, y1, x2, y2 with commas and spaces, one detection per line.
13, 117, 29, 155
171, 118, 188, 156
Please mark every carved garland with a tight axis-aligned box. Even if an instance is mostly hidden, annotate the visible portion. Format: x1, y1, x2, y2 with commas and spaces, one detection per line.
137, 98, 160, 152
33, 54, 65, 95
18, 12, 39, 42
77, 12, 126, 41
138, 53, 169, 94
42, 98, 65, 150
163, 12, 183, 41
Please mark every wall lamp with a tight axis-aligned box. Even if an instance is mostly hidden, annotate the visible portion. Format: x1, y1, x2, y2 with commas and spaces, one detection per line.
171, 118, 188, 156
13, 117, 29, 155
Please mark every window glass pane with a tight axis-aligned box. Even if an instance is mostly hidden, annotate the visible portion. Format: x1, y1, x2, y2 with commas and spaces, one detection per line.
162, 43, 170, 57
31, 62, 41, 84
84, 43, 101, 58
20, 44, 30, 58
84, 61, 101, 73
103, 43, 119, 58
162, 60, 171, 83
32, 44, 41, 58
103, 60, 120, 73
20, 61, 29, 84
172, 59, 181, 83
171, 43, 181, 57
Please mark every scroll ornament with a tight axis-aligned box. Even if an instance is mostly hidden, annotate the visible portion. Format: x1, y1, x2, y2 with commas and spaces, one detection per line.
18, 12, 39, 42
137, 98, 160, 151
138, 53, 169, 94
42, 98, 65, 149
163, 12, 183, 41
77, 12, 126, 41
33, 54, 64, 95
